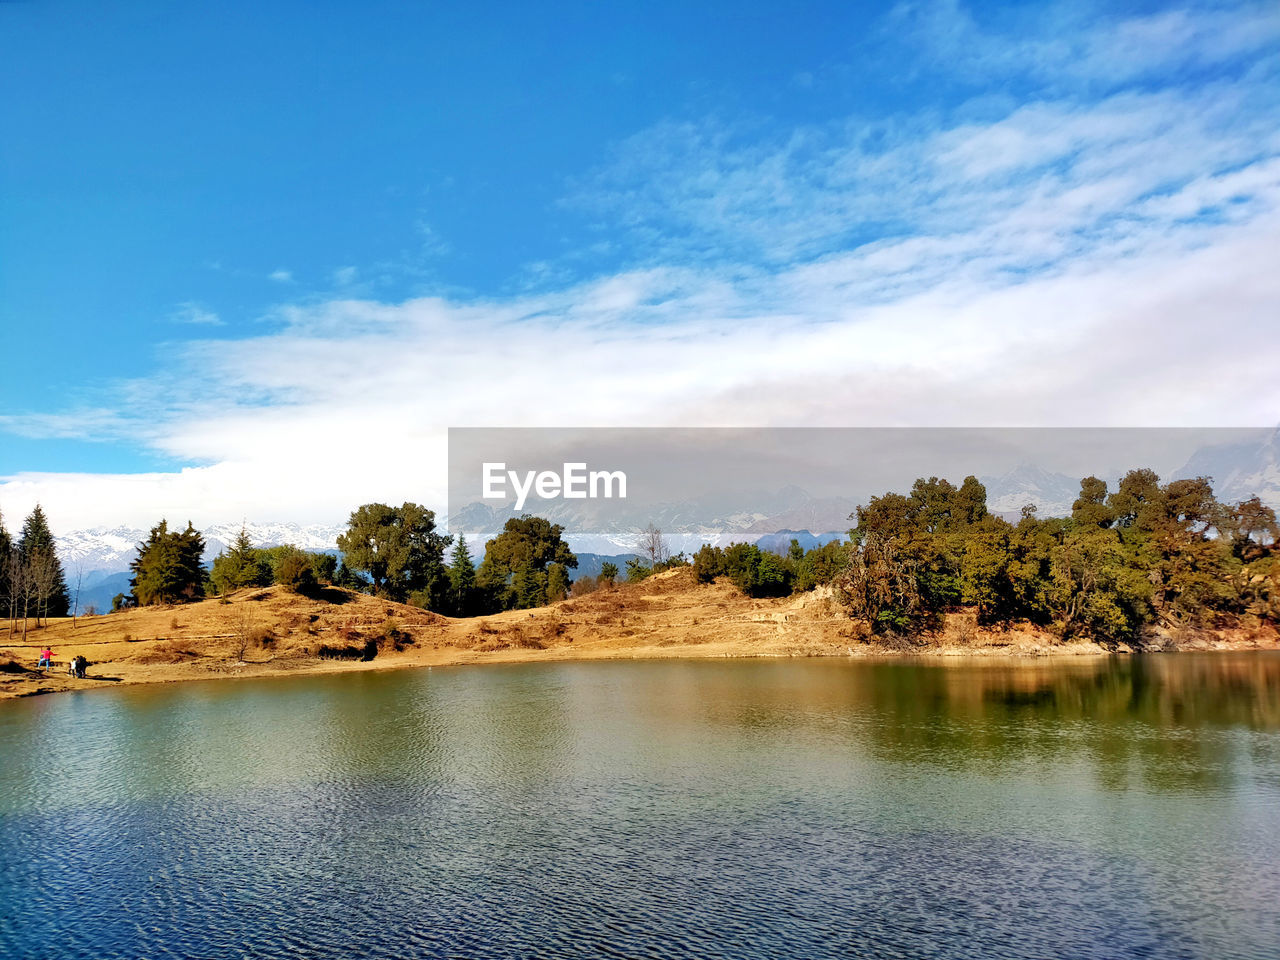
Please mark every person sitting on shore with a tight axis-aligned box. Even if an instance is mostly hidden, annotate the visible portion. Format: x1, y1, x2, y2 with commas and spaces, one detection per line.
38, 648, 53, 671
73, 656, 88, 679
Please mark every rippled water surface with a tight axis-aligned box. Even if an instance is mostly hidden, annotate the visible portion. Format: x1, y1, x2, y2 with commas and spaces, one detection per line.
3, 655, 1280, 959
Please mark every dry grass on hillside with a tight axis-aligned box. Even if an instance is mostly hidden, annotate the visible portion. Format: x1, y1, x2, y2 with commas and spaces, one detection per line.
2, 568, 1276, 700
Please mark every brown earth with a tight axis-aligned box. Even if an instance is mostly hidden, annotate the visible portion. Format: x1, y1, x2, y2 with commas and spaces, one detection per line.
3, 568, 1277, 700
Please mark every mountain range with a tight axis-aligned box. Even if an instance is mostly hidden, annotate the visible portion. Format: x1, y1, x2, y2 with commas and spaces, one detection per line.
51, 427, 1280, 610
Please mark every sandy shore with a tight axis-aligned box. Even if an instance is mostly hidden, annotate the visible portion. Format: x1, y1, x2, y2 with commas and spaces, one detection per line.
3, 569, 1276, 700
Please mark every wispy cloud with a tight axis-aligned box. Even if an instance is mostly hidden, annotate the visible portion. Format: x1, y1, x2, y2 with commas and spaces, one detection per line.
269, 269, 294, 283
168, 302, 224, 326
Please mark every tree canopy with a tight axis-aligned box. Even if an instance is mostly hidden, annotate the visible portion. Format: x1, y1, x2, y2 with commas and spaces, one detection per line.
476, 515, 577, 611
336, 502, 451, 608
130, 520, 206, 606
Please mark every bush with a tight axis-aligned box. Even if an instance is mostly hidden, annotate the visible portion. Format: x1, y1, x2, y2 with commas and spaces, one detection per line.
625, 558, 651, 583
274, 547, 317, 593
570, 576, 600, 597
693, 544, 723, 583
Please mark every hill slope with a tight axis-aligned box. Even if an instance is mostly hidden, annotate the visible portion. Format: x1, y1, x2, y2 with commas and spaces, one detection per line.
3, 569, 1275, 700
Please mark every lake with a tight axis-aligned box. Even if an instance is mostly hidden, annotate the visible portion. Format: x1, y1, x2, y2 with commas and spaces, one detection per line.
3, 655, 1279, 959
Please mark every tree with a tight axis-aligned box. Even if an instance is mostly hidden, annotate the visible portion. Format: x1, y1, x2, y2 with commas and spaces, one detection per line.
638, 523, 668, 570
448, 537, 477, 616
546, 562, 571, 603
209, 526, 269, 594
1072, 476, 1114, 528
836, 533, 923, 634
477, 515, 577, 611
512, 562, 547, 609
273, 547, 317, 593
130, 520, 207, 605
18, 505, 69, 622
599, 561, 619, 586
336, 503, 451, 607
692, 544, 722, 583
624, 557, 650, 583
0, 510, 14, 635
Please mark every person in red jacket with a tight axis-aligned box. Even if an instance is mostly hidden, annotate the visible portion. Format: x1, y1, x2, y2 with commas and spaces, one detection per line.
38, 647, 53, 670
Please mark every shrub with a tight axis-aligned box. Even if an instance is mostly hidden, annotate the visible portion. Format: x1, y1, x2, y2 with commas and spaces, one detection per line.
274, 547, 317, 593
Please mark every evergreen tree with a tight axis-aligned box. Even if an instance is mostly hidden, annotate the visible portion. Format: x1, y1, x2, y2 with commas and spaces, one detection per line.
19, 505, 69, 621
448, 536, 477, 616
130, 520, 207, 605
546, 562, 570, 604
512, 561, 546, 610
476, 515, 577, 611
209, 526, 268, 594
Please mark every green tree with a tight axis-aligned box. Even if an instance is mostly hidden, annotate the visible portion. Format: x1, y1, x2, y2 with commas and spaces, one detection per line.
546, 562, 571, 603
19, 505, 69, 621
836, 533, 923, 634
448, 537, 477, 616
336, 503, 451, 607
130, 520, 206, 605
793, 540, 851, 592
477, 515, 577, 610
624, 557, 651, 583
1071, 476, 1114, 528
512, 561, 547, 609
692, 544, 723, 583
599, 561, 619, 585
273, 546, 317, 593
209, 526, 270, 595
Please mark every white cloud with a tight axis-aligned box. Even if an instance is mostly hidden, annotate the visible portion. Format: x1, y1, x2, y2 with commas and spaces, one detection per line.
168, 302, 223, 326
333, 265, 358, 285
269, 269, 294, 283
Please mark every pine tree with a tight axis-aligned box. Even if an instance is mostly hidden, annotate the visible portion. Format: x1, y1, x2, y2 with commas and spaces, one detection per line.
19, 505, 68, 622
448, 536, 477, 616
513, 561, 546, 610
210, 526, 266, 594
546, 562, 570, 604
131, 520, 207, 605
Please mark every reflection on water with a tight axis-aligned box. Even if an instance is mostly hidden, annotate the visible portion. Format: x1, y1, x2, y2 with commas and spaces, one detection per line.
2, 654, 1279, 959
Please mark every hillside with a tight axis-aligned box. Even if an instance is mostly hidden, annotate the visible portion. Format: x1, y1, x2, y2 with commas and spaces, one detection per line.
3, 568, 1277, 700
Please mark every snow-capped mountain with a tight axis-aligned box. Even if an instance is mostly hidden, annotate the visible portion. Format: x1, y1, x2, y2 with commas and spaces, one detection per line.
1172, 427, 1280, 509
449, 487, 855, 556
56, 521, 345, 585
980, 463, 1085, 518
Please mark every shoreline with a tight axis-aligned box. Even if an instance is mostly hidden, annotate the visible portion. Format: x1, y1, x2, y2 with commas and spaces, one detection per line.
5, 569, 1276, 701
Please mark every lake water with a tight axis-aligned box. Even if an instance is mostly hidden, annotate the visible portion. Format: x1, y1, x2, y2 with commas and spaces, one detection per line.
2, 655, 1279, 959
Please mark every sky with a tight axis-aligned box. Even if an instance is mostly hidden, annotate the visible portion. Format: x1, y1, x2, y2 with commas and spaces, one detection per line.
1, 0, 1278, 533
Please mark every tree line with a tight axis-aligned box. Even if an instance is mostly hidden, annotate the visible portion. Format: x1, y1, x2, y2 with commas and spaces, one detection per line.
11, 466, 1278, 648
117, 504, 582, 618
834, 471, 1278, 643
562, 469, 1279, 646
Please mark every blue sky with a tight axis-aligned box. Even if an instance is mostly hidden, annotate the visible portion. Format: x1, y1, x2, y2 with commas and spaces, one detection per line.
2, 0, 1278, 531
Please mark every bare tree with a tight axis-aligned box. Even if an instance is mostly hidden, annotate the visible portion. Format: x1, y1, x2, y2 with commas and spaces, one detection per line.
71, 562, 85, 628
30, 549, 61, 629
638, 523, 669, 571
231, 606, 262, 662
11, 553, 35, 642
0, 547, 15, 640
